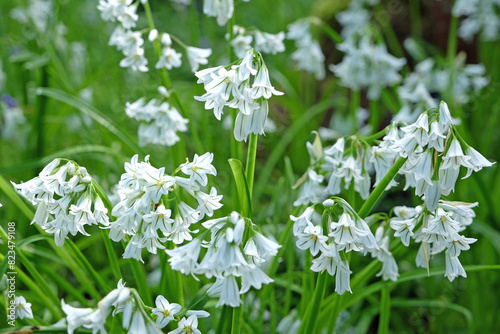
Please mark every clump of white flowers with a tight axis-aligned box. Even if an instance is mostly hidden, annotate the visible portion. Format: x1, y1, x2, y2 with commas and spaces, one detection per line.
291, 198, 379, 294
395, 55, 488, 122
109, 153, 222, 262
389, 201, 479, 281
330, 36, 406, 99
13, 159, 110, 246
167, 211, 281, 307
293, 102, 494, 288
287, 18, 326, 80
195, 49, 283, 141
336, 0, 379, 41
229, 25, 285, 58
99, 1, 212, 73
453, 0, 500, 41
125, 89, 189, 147
62, 279, 209, 333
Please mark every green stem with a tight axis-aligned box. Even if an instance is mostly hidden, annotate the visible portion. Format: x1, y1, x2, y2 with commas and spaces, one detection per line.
91, 179, 122, 282
143, 1, 203, 155
35, 65, 49, 158
377, 286, 391, 334
298, 273, 328, 334
410, 0, 422, 39
350, 90, 360, 133
369, 99, 380, 133
358, 156, 407, 218
316, 19, 343, 44
231, 295, 244, 334
66, 239, 110, 294
245, 133, 258, 201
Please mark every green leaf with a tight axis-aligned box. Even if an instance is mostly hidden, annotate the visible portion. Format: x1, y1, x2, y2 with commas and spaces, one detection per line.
36, 88, 145, 156
0, 145, 124, 175
228, 158, 252, 217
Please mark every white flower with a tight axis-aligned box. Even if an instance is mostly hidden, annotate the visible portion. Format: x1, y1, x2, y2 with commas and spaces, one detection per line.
169, 315, 202, 334
62, 300, 106, 334
195, 187, 223, 219
240, 264, 273, 293
444, 253, 467, 282
186, 46, 212, 72
251, 67, 284, 99
207, 275, 242, 307
156, 47, 182, 70
203, 0, 233, 26
295, 222, 327, 256
329, 213, 368, 252
310, 244, 342, 275
14, 296, 33, 319
166, 238, 201, 275
231, 34, 253, 58
330, 36, 405, 99
120, 47, 148, 72
254, 31, 285, 55
152, 295, 182, 328
180, 152, 217, 187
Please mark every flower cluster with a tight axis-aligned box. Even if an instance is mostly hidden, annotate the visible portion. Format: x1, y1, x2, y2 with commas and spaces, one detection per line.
294, 102, 494, 211
287, 19, 326, 80
291, 198, 379, 294
390, 201, 478, 281
109, 153, 222, 262
195, 49, 283, 141
13, 159, 110, 246
388, 102, 494, 211
99, 1, 212, 73
336, 0, 378, 41
395, 56, 488, 122
125, 92, 188, 147
230, 25, 285, 58
293, 132, 374, 207
453, 0, 500, 41
167, 212, 281, 307
62, 279, 209, 333
330, 36, 406, 99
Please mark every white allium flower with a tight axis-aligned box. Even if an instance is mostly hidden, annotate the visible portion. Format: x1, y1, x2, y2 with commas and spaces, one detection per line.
13, 160, 109, 246
186, 46, 212, 72
287, 20, 325, 80
152, 295, 182, 328
125, 97, 188, 147
119, 47, 148, 72
254, 31, 285, 55
169, 315, 202, 334
180, 152, 217, 187
155, 47, 182, 70
110, 154, 221, 260
295, 222, 328, 256
330, 37, 406, 99
453, 0, 500, 41
195, 50, 283, 141
203, 0, 233, 26
62, 300, 106, 334
14, 296, 33, 320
